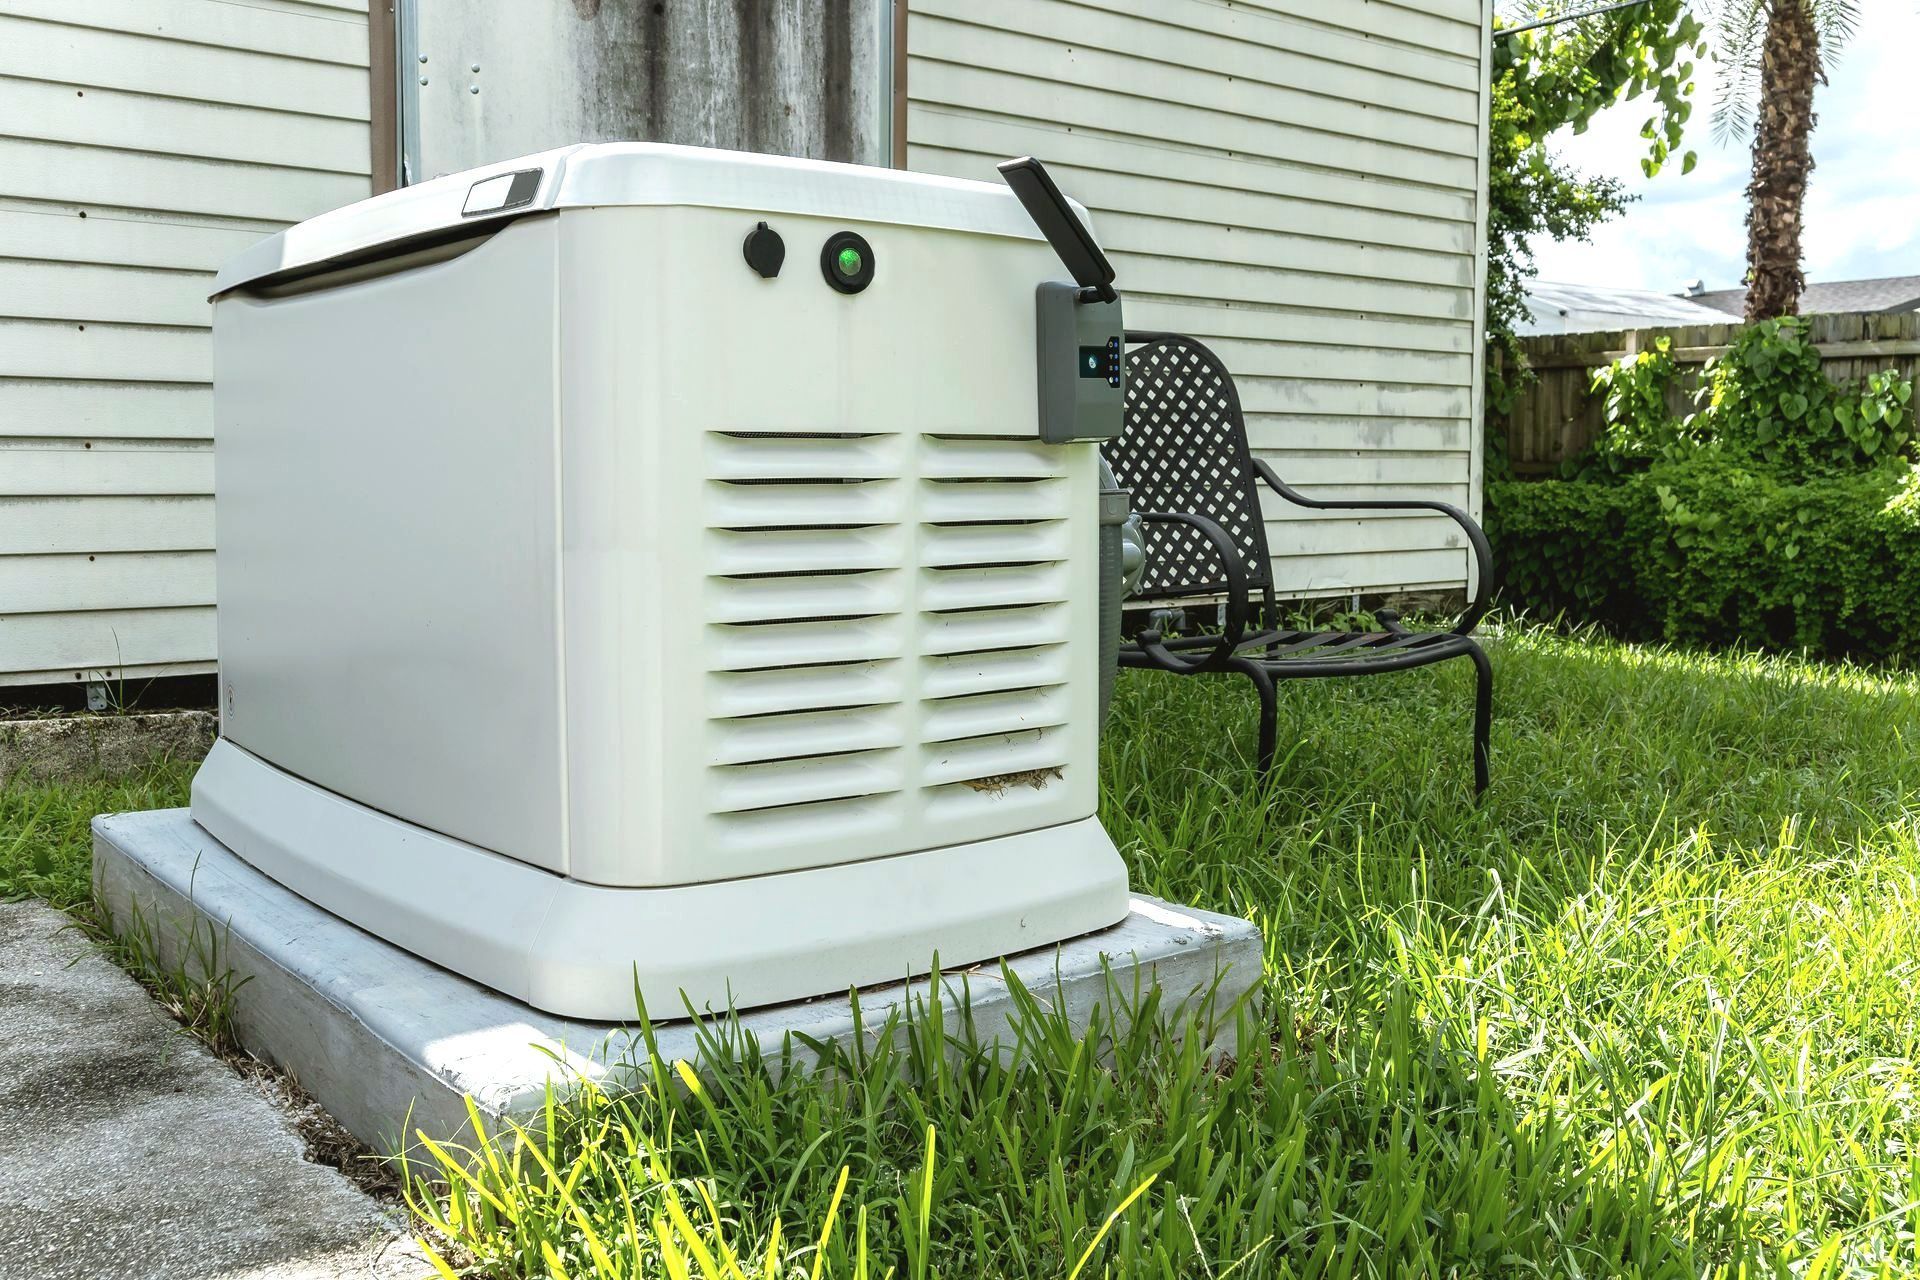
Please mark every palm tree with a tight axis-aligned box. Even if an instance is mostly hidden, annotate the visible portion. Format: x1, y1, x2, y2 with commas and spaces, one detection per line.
1710, 1, 1859, 321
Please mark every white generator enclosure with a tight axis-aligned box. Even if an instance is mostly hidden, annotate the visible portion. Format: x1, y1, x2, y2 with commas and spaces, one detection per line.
195, 144, 1132, 1020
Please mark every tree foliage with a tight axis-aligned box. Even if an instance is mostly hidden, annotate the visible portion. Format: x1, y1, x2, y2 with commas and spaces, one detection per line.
1486, 3, 1709, 425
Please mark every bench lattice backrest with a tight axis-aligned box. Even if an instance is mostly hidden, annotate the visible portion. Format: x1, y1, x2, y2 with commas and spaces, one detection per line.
1104, 334, 1274, 604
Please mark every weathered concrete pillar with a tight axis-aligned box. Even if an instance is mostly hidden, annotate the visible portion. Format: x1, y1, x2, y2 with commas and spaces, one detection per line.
404, 0, 887, 180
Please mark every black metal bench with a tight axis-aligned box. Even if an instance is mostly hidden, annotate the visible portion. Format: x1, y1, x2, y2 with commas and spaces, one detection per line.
1104, 332, 1494, 795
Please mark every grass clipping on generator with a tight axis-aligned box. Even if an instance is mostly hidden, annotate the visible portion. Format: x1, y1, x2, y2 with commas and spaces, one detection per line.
960, 767, 1063, 795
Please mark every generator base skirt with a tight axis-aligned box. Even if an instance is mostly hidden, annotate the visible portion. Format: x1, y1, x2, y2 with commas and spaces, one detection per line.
93, 807, 1263, 1155
190, 740, 1132, 1020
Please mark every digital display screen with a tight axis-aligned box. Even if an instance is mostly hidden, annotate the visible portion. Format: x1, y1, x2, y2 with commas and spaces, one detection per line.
1079, 346, 1110, 379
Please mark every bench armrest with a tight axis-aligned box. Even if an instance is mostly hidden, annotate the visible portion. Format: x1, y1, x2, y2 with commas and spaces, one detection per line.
1132, 510, 1251, 671
1252, 458, 1492, 634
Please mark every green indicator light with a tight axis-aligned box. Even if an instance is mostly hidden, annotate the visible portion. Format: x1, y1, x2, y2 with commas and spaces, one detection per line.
821, 233, 872, 293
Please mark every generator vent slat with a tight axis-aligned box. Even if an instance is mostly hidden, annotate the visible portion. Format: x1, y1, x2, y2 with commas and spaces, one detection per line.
702, 430, 1077, 857
706, 432, 901, 480
921, 479, 1069, 525
708, 526, 905, 576
708, 616, 905, 671
708, 748, 904, 813
706, 658, 902, 719
708, 479, 902, 529
921, 686, 1069, 744
708, 704, 903, 766
921, 644, 1071, 700
921, 562, 1070, 613
920, 435, 1062, 480
707, 793, 906, 855
706, 569, 901, 624
923, 727, 1066, 788
921, 521, 1071, 567
923, 604, 1071, 655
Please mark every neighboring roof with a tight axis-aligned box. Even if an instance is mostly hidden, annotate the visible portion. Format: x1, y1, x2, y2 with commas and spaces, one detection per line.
1690, 275, 1920, 317
1519, 281, 1730, 335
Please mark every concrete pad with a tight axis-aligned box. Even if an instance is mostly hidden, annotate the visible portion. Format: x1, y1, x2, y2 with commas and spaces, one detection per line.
0, 901, 420, 1280
93, 808, 1264, 1156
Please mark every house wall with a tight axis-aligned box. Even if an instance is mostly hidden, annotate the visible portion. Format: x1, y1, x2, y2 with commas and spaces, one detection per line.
906, 0, 1493, 599
0, 0, 374, 687
0, 0, 1494, 688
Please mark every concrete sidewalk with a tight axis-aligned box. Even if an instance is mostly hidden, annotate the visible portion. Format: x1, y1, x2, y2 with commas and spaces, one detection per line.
0, 901, 423, 1280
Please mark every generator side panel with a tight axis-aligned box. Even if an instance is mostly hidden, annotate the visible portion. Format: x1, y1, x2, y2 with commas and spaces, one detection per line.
208, 217, 569, 875
554, 203, 1105, 889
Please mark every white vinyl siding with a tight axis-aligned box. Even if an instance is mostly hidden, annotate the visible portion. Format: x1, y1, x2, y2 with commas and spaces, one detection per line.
0, 0, 373, 686
907, 0, 1491, 599
0, 0, 1490, 685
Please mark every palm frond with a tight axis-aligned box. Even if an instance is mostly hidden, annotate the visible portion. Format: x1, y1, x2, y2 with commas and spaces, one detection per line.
1709, 0, 1769, 145
1710, 0, 1865, 144
1808, 0, 1861, 50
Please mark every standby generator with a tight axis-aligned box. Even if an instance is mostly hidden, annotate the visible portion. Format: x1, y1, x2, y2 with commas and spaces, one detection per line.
194, 143, 1133, 1019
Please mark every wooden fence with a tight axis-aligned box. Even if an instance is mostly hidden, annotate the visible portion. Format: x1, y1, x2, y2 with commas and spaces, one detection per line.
1499, 310, 1920, 475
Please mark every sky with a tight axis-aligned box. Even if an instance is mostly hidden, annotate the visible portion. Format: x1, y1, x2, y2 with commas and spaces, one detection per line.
1528, 2, 1920, 294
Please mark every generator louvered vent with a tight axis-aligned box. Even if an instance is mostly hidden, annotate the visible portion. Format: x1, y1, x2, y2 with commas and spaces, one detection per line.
702, 430, 1079, 865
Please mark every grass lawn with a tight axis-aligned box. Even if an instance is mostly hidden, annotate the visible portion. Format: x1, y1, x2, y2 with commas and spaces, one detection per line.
8, 624, 1920, 1277
1, 759, 195, 913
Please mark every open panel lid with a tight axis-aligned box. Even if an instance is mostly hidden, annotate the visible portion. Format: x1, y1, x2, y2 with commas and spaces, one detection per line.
212, 142, 1078, 297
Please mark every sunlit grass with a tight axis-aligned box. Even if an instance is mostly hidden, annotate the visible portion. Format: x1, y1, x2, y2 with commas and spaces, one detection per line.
399, 623, 1920, 1278
13, 623, 1920, 1276
0, 757, 195, 910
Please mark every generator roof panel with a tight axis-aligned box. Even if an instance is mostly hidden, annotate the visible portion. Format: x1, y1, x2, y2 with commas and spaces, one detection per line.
213, 142, 1073, 298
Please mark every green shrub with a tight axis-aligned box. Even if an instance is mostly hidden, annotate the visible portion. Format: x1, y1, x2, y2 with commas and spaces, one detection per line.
1487, 471, 1637, 627
1514, 318, 1920, 658
1489, 459, 1920, 662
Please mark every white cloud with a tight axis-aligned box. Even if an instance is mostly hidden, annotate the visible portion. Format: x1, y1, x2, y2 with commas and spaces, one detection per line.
1528, 3, 1920, 294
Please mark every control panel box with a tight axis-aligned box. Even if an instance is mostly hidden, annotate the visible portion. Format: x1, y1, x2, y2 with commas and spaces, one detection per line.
1036, 282, 1124, 443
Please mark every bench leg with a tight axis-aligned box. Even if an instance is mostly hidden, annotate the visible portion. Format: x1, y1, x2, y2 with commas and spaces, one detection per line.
1465, 640, 1493, 797
1231, 658, 1279, 777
